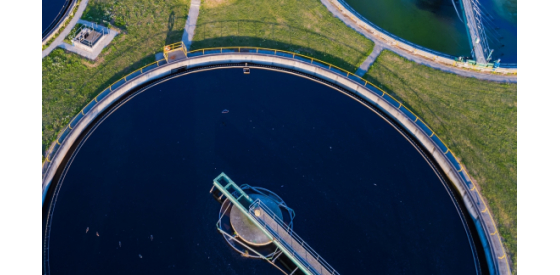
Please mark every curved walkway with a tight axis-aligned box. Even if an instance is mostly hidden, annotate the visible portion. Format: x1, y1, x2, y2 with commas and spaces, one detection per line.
41, 50, 510, 275
42, 0, 89, 59
321, 0, 517, 83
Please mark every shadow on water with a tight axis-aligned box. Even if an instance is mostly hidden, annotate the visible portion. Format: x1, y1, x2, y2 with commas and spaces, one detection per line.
415, 0, 447, 13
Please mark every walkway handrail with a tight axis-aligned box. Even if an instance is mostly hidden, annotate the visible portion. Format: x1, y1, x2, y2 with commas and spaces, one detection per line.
249, 199, 340, 275
42, 46, 510, 275
42, 46, 409, 175
325, 0, 516, 70
41, 58, 169, 176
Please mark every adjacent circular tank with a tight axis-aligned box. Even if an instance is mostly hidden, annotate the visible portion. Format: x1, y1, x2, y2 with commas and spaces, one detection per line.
42, 68, 486, 274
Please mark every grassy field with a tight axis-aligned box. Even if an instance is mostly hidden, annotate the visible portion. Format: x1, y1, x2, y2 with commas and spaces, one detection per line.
191, 0, 374, 72
42, 2, 516, 273
365, 50, 517, 274
42, 0, 190, 156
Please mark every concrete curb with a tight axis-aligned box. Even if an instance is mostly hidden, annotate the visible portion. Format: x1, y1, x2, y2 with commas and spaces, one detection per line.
42, 53, 510, 275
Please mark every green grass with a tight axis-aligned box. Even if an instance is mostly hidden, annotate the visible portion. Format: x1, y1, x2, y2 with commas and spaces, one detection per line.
191, 0, 374, 72
364, 50, 517, 274
42, 0, 190, 156
42, 3, 516, 274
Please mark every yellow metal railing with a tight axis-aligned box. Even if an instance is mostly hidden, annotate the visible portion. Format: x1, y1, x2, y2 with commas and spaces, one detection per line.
42, 58, 166, 168
42, 46, 509, 270
43, 45, 476, 187
163, 41, 187, 62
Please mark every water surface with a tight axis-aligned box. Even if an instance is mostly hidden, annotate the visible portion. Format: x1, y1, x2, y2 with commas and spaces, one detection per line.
344, 0, 517, 63
44, 68, 482, 274
43, 0, 71, 35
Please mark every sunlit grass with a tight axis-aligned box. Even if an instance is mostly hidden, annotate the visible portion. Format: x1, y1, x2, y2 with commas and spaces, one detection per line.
191, 0, 374, 72
365, 50, 517, 274
42, 0, 190, 155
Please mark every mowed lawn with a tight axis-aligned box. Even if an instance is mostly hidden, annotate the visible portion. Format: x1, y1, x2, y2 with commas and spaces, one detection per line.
42, 0, 190, 156
191, 0, 374, 72
365, 51, 517, 274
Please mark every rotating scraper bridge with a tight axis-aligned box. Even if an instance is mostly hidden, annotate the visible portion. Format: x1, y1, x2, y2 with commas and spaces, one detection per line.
330, 0, 507, 69
42, 43, 512, 274
211, 173, 340, 275
457, 0, 494, 64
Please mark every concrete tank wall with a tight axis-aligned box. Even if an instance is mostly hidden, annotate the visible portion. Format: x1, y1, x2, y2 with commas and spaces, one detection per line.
327, 0, 517, 74
41, 52, 510, 275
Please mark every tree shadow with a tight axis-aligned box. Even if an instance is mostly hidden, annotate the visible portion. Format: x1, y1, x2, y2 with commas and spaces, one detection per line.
191, 36, 362, 72
165, 11, 183, 45
95, 54, 157, 96
66, 31, 168, 98
191, 20, 372, 71
364, 52, 458, 149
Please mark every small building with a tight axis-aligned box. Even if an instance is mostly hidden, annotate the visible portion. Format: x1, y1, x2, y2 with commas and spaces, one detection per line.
71, 24, 107, 52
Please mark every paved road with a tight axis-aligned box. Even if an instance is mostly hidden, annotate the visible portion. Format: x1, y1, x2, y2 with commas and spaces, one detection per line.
42, 0, 89, 59
320, 0, 517, 83
355, 44, 384, 76
182, 0, 201, 50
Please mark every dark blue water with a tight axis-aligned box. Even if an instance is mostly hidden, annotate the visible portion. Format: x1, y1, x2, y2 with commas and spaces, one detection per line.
44, 69, 480, 274
43, 0, 71, 35
479, 0, 517, 64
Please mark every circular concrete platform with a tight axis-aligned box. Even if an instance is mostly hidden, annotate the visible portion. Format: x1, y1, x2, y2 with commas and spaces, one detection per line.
230, 194, 283, 246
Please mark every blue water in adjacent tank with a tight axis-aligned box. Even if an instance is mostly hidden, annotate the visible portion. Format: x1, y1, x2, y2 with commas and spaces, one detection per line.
344, 0, 517, 63
43, 0, 71, 35
43, 69, 482, 274
478, 0, 517, 64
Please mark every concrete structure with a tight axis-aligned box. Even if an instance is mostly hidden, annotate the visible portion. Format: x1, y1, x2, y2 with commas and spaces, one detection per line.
212, 173, 339, 275
355, 44, 384, 76
41, 51, 510, 275
57, 20, 118, 60
459, 0, 487, 64
322, 0, 517, 80
42, 0, 89, 59
230, 194, 283, 246
182, 0, 201, 50
250, 199, 337, 275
